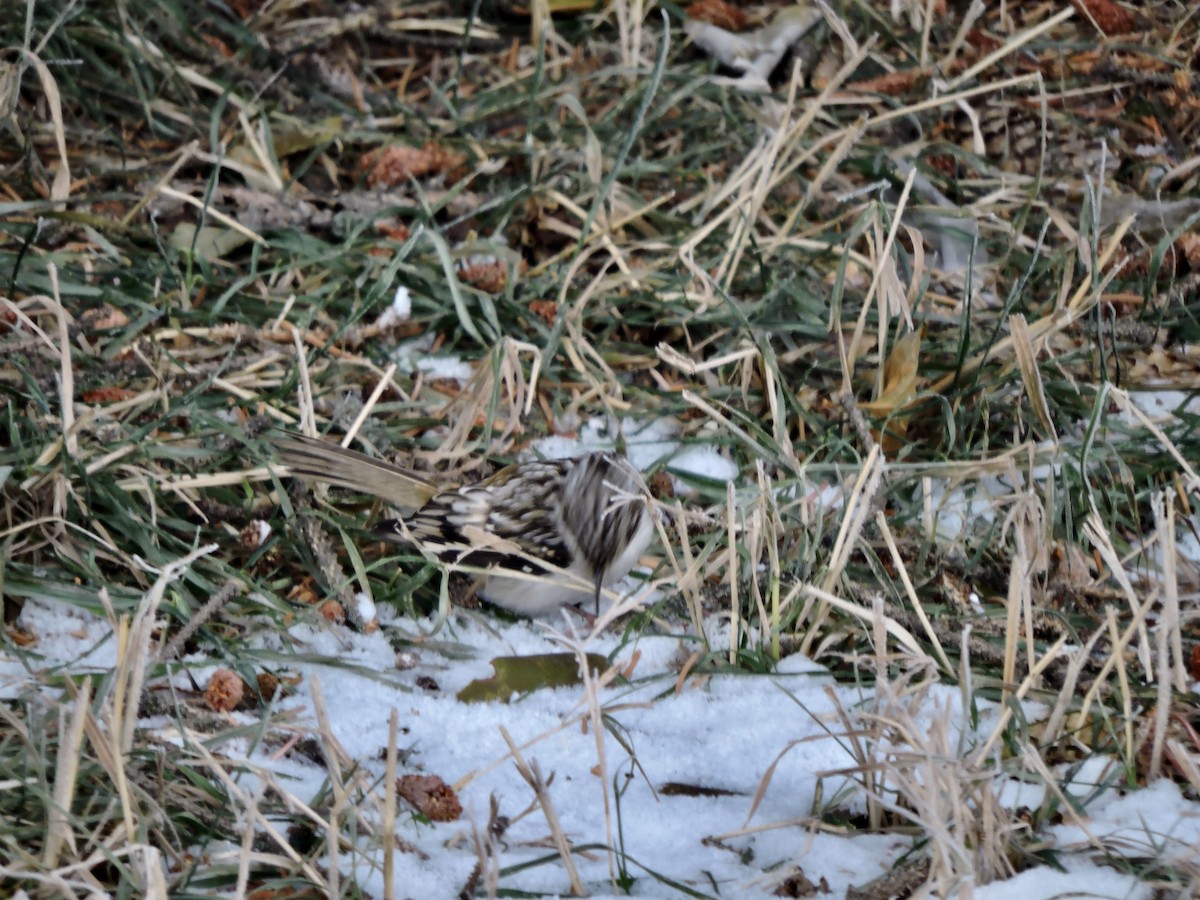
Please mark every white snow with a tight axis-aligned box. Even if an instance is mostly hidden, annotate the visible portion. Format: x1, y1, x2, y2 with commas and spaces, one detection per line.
389, 333, 476, 384
974, 856, 1152, 900
921, 474, 1010, 541
10, 593, 1200, 898
249, 519, 271, 547
415, 355, 475, 382
374, 283, 412, 328
1, 599, 118, 699
1052, 778, 1200, 867
667, 444, 741, 485
1123, 388, 1200, 424
353, 590, 378, 627
534, 416, 740, 495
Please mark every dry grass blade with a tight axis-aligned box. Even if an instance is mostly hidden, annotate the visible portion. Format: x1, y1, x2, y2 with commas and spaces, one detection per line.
500, 725, 586, 896
1008, 313, 1058, 443
41, 679, 90, 870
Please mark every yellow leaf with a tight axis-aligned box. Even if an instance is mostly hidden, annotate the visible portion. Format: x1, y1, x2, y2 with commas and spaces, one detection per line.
457, 653, 611, 703
862, 328, 923, 415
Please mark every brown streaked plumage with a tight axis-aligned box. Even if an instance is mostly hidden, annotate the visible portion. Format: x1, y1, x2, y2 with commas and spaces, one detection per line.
268, 432, 654, 617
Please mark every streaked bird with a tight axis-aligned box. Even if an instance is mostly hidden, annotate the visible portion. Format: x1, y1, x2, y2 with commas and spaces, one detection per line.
269, 432, 654, 618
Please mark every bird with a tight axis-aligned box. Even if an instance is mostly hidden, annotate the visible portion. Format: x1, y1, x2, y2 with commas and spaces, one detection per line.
267, 432, 655, 618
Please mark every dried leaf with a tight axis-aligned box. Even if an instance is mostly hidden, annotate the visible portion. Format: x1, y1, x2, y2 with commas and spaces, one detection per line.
317, 599, 345, 623
79, 305, 130, 331
396, 774, 462, 822
528, 299, 558, 324
864, 329, 923, 415
1009, 313, 1058, 442
1072, 0, 1134, 36
362, 142, 466, 188
862, 329, 923, 454
457, 653, 611, 702
6, 626, 36, 647
685, 0, 748, 32
458, 259, 511, 293
81, 387, 137, 404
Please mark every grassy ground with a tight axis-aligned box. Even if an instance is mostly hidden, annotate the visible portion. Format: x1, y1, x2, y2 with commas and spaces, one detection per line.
2, 0, 1200, 895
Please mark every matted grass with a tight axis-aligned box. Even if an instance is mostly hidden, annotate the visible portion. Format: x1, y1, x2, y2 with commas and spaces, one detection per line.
2, 0, 1199, 895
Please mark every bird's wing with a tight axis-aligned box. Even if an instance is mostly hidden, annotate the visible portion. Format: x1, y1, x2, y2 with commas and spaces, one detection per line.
389, 462, 574, 573
268, 431, 437, 513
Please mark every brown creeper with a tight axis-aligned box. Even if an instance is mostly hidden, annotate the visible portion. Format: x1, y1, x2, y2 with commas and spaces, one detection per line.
269, 433, 655, 618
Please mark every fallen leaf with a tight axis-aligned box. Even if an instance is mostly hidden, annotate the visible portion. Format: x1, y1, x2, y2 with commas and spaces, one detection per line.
81, 387, 137, 404
1072, 0, 1134, 35
685, 0, 748, 32
862, 328, 924, 454
863, 328, 923, 416
397, 774, 462, 822
457, 653, 612, 702
362, 142, 466, 188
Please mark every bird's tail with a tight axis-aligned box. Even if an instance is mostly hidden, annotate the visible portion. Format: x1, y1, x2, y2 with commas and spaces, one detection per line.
267, 432, 437, 513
